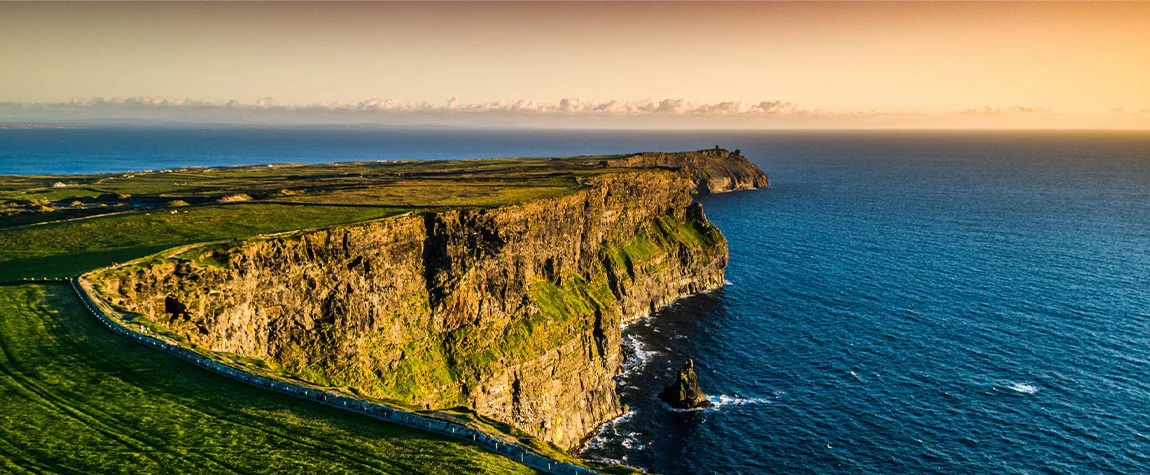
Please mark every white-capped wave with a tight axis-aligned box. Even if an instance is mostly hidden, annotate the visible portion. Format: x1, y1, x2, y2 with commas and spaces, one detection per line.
708, 394, 773, 407
579, 410, 651, 471
620, 431, 647, 450
579, 409, 635, 453
1007, 382, 1040, 394
664, 394, 773, 412
619, 334, 660, 375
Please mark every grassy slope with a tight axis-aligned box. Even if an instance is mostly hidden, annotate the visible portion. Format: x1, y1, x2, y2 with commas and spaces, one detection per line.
0, 284, 539, 475
0, 158, 604, 281
0, 204, 407, 281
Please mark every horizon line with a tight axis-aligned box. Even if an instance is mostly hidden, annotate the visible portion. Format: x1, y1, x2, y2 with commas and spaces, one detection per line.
3, 122, 1149, 132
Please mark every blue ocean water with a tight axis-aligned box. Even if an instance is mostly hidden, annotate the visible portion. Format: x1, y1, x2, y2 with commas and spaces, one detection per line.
1, 127, 769, 175
582, 132, 1150, 474
3, 128, 1149, 473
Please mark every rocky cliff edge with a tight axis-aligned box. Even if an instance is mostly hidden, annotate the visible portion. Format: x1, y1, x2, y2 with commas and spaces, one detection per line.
89, 150, 766, 452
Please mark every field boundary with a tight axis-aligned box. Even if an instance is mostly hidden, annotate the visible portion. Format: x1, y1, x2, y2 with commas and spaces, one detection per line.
0, 278, 70, 286
69, 277, 596, 475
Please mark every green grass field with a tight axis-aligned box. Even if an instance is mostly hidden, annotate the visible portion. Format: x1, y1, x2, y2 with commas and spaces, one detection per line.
0, 284, 540, 474
0, 204, 407, 280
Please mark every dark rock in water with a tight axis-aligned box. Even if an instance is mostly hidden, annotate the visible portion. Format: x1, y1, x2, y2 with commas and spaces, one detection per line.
658, 359, 712, 409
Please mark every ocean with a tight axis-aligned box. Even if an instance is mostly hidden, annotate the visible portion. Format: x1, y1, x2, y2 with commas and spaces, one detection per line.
3, 128, 1149, 473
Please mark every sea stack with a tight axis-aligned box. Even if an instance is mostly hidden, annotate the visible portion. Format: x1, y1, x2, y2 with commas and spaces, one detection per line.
658, 359, 712, 409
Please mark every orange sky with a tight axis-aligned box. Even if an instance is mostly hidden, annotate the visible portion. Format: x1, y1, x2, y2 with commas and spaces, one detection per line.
1, 2, 1147, 128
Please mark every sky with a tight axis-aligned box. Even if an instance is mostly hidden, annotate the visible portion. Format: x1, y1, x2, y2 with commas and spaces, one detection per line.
1, 1, 1148, 129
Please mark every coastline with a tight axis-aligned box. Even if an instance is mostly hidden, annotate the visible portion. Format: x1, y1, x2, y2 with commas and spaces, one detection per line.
8, 148, 766, 472
81, 152, 757, 452
577, 281, 732, 465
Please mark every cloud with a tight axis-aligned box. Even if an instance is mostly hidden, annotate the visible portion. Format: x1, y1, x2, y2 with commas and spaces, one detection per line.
34, 95, 810, 117
959, 105, 1050, 116
9, 95, 1144, 129
755, 101, 797, 114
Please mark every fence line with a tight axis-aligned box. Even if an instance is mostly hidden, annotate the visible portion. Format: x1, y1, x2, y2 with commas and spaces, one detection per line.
0, 278, 70, 286
69, 277, 595, 475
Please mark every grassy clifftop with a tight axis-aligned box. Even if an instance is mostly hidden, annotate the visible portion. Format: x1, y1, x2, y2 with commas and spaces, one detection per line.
1, 148, 761, 281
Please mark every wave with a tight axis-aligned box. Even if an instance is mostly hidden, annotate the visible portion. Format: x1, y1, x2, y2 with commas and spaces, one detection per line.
579, 411, 633, 452
619, 334, 660, 376
663, 394, 774, 413
709, 394, 774, 407
578, 410, 644, 466
1006, 382, 1040, 394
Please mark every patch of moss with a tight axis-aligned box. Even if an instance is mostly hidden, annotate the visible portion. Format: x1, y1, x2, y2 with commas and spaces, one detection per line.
652, 214, 722, 249
603, 214, 721, 284
445, 274, 619, 389
607, 233, 657, 270
381, 340, 461, 404
178, 244, 233, 270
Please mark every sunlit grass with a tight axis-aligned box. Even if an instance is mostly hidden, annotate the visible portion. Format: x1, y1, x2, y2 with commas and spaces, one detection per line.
0, 284, 540, 474
0, 204, 406, 280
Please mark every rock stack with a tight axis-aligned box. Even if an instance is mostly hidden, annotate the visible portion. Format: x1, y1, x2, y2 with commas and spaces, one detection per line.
658, 359, 712, 409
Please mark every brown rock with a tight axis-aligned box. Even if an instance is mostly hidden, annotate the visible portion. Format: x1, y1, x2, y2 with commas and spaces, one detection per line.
605, 148, 769, 195
658, 359, 712, 409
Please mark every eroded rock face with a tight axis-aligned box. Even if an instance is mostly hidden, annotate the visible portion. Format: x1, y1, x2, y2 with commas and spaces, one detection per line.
92, 154, 764, 451
658, 359, 712, 409
606, 148, 769, 195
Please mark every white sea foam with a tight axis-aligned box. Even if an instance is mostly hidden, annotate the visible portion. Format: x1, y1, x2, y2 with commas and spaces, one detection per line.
620, 432, 647, 450
708, 394, 774, 407
580, 410, 633, 450
620, 311, 654, 330
664, 394, 773, 412
578, 409, 640, 463
1007, 382, 1040, 394
619, 334, 659, 375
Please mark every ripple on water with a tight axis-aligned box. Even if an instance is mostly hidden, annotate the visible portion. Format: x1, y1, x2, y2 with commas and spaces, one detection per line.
1004, 382, 1040, 395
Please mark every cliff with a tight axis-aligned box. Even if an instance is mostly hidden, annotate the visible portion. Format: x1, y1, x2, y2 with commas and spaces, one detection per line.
606, 148, 769, 195
89, 151, 764, 452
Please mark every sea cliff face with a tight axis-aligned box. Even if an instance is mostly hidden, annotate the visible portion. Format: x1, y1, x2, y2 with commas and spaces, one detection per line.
92, 152, 762, 450
607, 148, 769, 195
